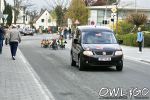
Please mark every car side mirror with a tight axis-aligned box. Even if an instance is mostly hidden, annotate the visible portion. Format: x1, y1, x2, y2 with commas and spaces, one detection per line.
118, 39, 123, 44
73, 39, 79, 44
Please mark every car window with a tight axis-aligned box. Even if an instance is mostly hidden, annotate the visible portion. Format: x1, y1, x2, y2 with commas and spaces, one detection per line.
82, 30, 117, 44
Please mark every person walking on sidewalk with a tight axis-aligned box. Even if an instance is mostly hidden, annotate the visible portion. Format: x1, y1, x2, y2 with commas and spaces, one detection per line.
136, 27, 143, 53
0, 26, 5, 54
7, 25, 21, 60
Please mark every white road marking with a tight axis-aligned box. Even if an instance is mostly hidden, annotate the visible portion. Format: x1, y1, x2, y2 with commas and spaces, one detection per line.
18, 49, 56, 100
124, 55, 150, 65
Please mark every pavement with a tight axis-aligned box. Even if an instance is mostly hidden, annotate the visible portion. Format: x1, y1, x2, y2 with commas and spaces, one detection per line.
0, 39, 150, 100
0, 45, 52, 100
121, 45, 150, 64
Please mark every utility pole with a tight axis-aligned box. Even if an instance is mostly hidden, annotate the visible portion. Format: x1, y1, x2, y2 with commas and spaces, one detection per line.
115, 0, 120, 34
103, 0, 108, 25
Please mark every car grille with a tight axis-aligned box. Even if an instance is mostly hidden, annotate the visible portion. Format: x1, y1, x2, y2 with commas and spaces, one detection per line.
94, 51, 114, 55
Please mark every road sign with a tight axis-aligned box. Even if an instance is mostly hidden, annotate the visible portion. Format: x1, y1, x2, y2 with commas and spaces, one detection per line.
91, 21, 95, 25
74, 19, 80, 25
111, 7, 117, 13
111, 13, 116, 18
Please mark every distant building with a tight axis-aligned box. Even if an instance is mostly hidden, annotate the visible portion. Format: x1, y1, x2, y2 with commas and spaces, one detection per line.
33, 10, 56, 30
12, 6, 31, 28
88, 0, 150, 25
0, 0, 5, 23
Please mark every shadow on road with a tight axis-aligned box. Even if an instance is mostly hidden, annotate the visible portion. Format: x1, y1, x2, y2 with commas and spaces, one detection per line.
71, 66, 118, 72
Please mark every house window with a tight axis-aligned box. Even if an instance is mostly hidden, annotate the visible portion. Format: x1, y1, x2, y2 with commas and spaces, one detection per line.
48, 19, 51, 23
97, 10, 105, 25
41, 19, 44, 22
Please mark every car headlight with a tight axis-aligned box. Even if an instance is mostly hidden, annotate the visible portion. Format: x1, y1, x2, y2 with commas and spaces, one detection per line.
115, 51, 123, 55
83, 51, 93, 56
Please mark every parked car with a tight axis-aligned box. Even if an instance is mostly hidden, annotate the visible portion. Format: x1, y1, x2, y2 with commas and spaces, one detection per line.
70, 25, 123, 71
19, 28, 34, 36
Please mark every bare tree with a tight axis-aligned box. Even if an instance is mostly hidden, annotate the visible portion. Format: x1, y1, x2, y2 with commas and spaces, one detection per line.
13, 0, 33, 24
44, 0, 71, 26
45, 0, 71, 9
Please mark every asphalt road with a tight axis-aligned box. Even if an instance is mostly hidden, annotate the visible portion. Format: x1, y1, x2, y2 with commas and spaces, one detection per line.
20, 35, 150, 100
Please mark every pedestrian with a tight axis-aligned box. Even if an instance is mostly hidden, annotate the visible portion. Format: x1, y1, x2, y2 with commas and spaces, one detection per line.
68, 27, 72, 39
7, 25, 21, 60
63, 27, 68, 39
58, 27, 62, 35
136, 27, 143, 53
0, 25, 5, 54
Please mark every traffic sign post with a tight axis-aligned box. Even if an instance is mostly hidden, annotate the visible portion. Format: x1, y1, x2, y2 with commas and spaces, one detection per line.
111, 5, 118, 33
111, 6, 117, 13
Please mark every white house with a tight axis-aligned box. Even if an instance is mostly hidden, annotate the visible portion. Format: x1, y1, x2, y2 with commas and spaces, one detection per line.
12, 6, 31, 28
33, 10, 56, 30
88, 0, 150, 25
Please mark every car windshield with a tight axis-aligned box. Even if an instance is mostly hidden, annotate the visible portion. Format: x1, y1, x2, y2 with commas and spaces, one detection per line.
82, 30, 117, 44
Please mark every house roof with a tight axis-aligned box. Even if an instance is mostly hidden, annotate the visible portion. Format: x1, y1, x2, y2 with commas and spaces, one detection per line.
33, 10, 49, 23
89, 0, 150, 11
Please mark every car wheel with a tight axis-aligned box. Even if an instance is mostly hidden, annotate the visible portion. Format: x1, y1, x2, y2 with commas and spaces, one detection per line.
116, 60, 123, 71
78, 56, 85, 71
71, 55, 76, 66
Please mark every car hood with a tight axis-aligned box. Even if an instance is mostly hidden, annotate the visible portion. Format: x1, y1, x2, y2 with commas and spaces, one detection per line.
82, 44, 122, 51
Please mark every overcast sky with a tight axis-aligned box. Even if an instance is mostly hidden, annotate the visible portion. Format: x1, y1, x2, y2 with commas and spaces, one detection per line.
119, 0, 150, 9
5, 0, 50, 11
5, 0, 70, 11
5, 0, 150, 11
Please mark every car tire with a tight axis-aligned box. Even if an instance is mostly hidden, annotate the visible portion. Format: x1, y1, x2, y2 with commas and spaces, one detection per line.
116, 60, 123, 71
71, 57, 76, 66
78, 56, 85, 71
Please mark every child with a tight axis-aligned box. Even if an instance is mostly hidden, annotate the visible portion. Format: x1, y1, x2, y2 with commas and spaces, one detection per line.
51, 39, 58, 50
57, 35, 67, 49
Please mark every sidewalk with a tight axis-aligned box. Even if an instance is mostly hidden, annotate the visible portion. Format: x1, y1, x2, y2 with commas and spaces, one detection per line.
121, 45, 150, 64
0, 46, 50, 100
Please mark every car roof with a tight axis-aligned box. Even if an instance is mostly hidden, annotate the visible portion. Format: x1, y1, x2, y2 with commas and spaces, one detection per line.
77, 25, 113, 31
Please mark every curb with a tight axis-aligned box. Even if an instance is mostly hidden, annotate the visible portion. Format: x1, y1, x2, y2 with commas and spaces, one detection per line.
18, 48, 56, 100
124, 55, 150, 65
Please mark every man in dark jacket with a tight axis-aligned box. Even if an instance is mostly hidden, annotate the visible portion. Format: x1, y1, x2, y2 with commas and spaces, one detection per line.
0, 26, 5, 54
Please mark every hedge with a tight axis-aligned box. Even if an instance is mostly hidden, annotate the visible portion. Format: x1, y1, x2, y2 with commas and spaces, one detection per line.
116, 33, 150, 47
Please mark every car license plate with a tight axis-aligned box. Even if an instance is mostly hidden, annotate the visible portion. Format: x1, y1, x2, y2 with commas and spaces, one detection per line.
98, 57, 111, 61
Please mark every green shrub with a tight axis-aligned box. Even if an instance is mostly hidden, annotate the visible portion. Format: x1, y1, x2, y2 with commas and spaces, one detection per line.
114, 21, 133, 35
144, 33, 150, 47
116, 33, 150, 47
116, 34, 137, 46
